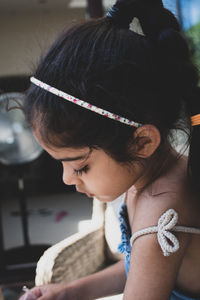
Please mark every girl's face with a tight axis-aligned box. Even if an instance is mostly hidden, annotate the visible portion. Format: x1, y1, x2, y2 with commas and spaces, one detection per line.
35, 135, 144, 202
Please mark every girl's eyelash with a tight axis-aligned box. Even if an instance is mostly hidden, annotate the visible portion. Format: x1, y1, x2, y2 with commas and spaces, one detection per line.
73, 165, 89, 176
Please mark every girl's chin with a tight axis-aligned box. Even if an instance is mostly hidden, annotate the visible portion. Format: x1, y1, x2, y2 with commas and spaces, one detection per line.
84, 191, 119, 202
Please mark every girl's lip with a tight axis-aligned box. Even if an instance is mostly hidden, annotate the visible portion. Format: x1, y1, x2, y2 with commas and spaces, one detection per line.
86, 193, 93, 198
76, 187, 93, 197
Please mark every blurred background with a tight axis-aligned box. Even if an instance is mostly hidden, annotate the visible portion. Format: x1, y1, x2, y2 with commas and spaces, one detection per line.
0, 0, 200, 299
164, 0, 200, 76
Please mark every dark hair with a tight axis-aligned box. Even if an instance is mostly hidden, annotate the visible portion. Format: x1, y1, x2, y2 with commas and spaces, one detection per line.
25, 0, 200, 193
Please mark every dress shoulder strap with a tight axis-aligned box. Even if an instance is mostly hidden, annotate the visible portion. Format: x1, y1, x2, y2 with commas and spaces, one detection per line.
130, 209, 200, 256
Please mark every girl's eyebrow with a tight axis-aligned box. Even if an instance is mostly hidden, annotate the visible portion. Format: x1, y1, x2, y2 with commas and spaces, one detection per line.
53, 149, 92, 162
55, 154, 88, 162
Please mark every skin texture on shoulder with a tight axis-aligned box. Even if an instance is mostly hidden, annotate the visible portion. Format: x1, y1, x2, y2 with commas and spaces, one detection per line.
125, 155, 200, 299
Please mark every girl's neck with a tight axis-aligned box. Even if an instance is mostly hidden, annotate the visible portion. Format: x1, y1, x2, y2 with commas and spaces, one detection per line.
135, 144, 180, 193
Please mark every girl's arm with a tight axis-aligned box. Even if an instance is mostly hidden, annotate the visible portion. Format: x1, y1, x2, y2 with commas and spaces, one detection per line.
20, 260, 126, 300
71, 259, 126, 299
123, 203, 191, 300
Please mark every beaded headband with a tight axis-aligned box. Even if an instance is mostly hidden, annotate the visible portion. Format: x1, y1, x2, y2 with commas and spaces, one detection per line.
30, 77, 142, 128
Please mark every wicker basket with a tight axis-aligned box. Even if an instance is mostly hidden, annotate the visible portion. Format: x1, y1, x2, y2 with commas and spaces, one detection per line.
35, 198, 107, 285
35, 198, 124, 299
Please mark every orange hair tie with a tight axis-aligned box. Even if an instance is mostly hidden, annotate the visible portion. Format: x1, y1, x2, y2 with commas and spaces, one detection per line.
191, 114, 200, 126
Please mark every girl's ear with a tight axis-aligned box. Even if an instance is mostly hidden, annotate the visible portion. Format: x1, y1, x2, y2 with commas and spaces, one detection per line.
133, 125, 161, 158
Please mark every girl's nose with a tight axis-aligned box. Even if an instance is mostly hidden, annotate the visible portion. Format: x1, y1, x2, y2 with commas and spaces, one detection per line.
62, 167, 80, 186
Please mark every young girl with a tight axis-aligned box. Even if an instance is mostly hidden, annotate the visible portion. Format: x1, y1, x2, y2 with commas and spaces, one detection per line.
20, 0, 200, 299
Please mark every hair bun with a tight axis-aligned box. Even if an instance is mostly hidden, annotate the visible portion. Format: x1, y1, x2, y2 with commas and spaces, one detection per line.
106, 0, 138, 29
137, 5, 180, 41
107, 1, 180, 40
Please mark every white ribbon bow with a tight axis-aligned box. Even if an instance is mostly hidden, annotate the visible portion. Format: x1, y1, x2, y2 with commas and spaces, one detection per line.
157, 209, 179, 256
130, 209, 180, 256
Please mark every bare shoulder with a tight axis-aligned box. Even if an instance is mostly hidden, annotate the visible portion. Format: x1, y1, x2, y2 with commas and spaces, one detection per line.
131, 156, 199, 233
132, 190, 184, 233
124, 157, 200, 298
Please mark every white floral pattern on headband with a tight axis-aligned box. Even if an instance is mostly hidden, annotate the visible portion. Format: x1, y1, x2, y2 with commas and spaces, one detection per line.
30, 77, 142, 128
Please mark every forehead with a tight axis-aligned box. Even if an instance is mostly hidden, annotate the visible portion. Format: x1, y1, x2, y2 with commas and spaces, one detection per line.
33, 128, 90, 160
47, 145, 89, 156
44, 145, 91, 161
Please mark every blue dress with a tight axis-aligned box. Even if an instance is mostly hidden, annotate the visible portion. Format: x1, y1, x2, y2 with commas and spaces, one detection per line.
118, 202, 199, 300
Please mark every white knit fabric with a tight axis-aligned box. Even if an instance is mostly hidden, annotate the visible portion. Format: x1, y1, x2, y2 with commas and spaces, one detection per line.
130, 209, 200, 256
